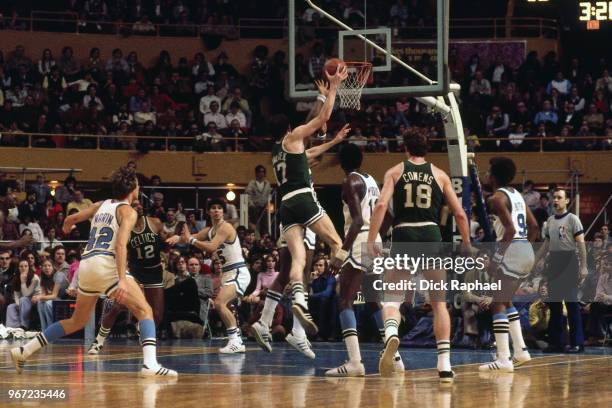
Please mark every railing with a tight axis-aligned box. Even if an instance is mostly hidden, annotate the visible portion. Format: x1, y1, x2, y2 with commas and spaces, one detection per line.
2, 131, 610, 153
1, 13, 559, 40
585, 194, 612, 237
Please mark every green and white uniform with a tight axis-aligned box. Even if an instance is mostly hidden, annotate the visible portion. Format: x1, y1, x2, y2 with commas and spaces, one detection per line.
272, 138, 325, 233
391, 160, 444, 246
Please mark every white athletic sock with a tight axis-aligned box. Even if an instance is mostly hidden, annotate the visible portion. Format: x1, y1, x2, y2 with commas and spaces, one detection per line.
227, 326, 241, 342
22, 333, 47, 358
96, 325, 111, 346
493, 315, 510, 362
506, 309, 527, 352
141, 338, 158, 368
342, 329, 361, 363
292, 317, 306, 338
291, 281, 306, 307
260, 290, 282, 328
384, 318, 399, 341
436, 340, 451, 372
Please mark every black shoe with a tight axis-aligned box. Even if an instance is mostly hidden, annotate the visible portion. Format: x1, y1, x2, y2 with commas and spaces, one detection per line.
542, 345, 564, 353
565, 345, 584, 353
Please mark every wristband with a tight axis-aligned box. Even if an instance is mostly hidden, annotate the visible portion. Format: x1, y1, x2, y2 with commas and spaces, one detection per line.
189, 237, 197, 246
317, 94, 327, 103
492, 251, 504, 264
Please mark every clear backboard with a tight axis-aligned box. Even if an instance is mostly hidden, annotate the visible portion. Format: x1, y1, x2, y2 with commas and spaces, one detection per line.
288, 0, 449, 100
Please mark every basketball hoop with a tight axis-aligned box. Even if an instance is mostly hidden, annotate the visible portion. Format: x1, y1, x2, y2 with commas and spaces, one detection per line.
337, 61, 372, 110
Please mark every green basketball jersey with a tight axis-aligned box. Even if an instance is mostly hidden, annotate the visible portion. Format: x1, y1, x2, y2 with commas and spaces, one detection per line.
271, 139, 313, 197
392, 160, 444, 226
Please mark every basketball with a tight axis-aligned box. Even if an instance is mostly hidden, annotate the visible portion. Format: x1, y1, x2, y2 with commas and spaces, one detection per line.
324, 58, 346, 75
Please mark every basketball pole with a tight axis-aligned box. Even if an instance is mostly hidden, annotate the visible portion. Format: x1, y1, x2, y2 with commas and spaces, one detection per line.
300, 0, 470, 241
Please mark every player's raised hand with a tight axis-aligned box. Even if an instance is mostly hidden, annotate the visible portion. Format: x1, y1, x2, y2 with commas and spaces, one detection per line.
325, 64, 348, 87
333, 123, 351, 143
314, 79, 329, 96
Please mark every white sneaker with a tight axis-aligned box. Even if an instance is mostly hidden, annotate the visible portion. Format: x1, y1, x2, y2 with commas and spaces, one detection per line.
512, 350, 531, 368
219, 340, 246, 354
379, 335, 400, 377
392, 351, 405, 373
285, 333, 315, 359
479, 359, 514, 373
10, 347, 26, 374
291, 303, 318, 336
88, 341, 103, 355
251, 321, 272, 353
140, 364, 178, 377
325, 361, 365, 377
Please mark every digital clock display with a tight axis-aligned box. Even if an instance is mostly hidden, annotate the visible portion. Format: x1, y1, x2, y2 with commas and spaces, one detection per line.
579, 1, 612, 21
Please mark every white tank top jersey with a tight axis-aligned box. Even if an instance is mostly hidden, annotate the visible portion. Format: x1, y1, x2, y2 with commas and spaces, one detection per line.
493, 187, 529, 241
207, 223, 246, 272
82, 199, 129, 259
343, 172, 380, 235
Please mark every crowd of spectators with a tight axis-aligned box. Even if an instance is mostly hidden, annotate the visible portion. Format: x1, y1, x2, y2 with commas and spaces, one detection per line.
1, 164, 611, 349
0, 42, 610, 153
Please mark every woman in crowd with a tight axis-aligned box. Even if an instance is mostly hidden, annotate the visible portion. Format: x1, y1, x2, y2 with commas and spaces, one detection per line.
33, 259, 69, 329
6, 259, 41, 329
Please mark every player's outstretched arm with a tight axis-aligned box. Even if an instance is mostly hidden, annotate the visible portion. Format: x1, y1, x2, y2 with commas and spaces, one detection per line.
289, 66, 347, 143
62, 201, 103, 235
305, 123, 350, 161
182, 223, 230, 254
341, 173, 366, 252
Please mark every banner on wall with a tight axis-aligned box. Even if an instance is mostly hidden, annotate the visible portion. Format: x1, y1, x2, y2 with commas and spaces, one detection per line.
381, 40, 527, 70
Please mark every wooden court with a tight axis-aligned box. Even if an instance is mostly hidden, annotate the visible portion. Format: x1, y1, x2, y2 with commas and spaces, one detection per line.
1, 340, 611, 407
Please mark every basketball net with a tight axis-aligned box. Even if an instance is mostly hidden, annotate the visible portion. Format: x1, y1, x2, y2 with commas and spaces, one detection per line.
337, 62, 372, 110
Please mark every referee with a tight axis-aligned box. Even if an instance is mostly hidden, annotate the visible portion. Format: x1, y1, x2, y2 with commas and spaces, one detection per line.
535, 188, 587, 353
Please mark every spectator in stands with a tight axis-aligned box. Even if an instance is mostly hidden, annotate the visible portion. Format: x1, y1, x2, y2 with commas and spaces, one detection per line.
533, 195, 551, 231
534, 100, 558, 127
309, 257, 337, 341
583, 104, 604, 134
245, 165, 271, 233
149, 191, 166, 221
134, 101, 156, 125
522, 180, 540, 211
244, 254, 279, 304
308, 43, 325, 79
163, 209, 179, 236
213, 52, 239, 80
66, 190, 93, 213
485, 105, 510, 137
83, 85, 104, 111
559, 102, 582, 134
203, 101, 227, 130
18, 191, 44, 223
6, 259, 40, 329
222, 87, 251, 117
30, 174, 50, 206
54, 176, 76, 207
192, 52, 215, 78
105, 48, 129, 80
33, 259, 67, 330
469, 70, 492, 98
547, 71, 571, 96
507, 124, 529, 151
225, 101, 247, 129
595, 69, 612, 94
199, 85, 221, 115
57, 47, 80, 81
37, 49, 56, 77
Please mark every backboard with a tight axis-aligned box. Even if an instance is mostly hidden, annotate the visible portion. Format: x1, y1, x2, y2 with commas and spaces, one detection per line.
288, 0, 449, 100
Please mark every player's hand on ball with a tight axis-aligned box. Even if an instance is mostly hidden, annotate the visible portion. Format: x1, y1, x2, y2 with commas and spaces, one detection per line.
314, 79, 329, 96
325, 64, 348, 87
